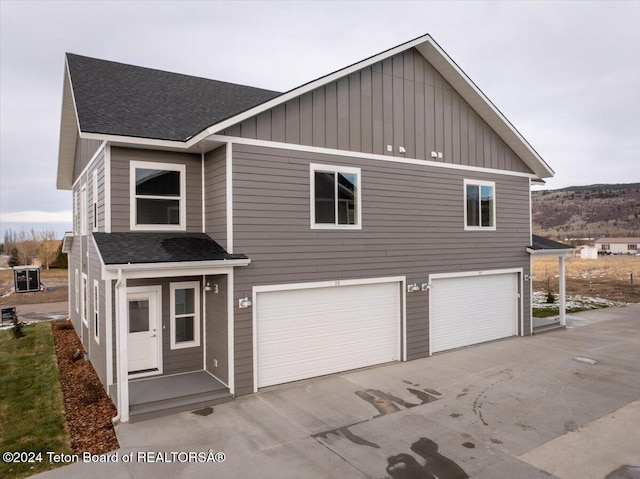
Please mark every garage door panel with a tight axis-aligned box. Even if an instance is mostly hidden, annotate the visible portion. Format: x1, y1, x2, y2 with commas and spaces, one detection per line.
256, 281, 401, 388
431, 273, 518, 353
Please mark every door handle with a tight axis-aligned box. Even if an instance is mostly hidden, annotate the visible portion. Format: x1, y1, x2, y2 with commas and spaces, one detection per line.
151, 334, 156, 338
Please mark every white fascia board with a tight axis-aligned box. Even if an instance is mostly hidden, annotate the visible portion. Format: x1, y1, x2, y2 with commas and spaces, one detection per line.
80, 131, 188, 150
415, 40, 554, 179
57, 63, 80, 190
187, 34, 439, 146
102, 259, 249, 279
526, 248, 576, 257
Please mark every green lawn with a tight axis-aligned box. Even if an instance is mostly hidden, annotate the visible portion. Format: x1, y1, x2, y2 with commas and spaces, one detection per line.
0, 322, 72, 478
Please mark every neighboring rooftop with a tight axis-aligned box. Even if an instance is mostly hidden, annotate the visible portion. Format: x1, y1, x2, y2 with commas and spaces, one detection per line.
92, 232, 248, 265
66, 53, 281, 141
594, 237, 640, 244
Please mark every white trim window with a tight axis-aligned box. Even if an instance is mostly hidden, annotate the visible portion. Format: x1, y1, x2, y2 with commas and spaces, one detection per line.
170, 281, 200, 349
310, 163, 361, 229
92, 170, 98, 232
74, 269, 79, 313
130, 161, 186, 230
93, 280, 100, 343
73, 191, 79, 235
464, 179, 496, 230
80, 185, 87, 235
81, 274, 88, 326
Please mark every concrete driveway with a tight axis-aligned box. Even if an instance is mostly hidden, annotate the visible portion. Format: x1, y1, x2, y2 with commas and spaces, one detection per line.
35, 304, 640, 479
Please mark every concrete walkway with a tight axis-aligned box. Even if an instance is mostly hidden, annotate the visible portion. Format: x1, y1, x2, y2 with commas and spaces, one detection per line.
33, 304, 640, 479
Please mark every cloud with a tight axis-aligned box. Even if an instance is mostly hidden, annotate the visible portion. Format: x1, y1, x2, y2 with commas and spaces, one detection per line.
0, 211, 72, 223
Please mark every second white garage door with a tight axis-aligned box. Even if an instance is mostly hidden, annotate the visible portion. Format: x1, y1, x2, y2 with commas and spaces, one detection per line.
430, 272, 519, 353
255, 280, 401, 388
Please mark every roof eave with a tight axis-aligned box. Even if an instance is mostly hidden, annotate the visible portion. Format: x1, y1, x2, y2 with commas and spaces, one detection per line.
56, 60, 79, 190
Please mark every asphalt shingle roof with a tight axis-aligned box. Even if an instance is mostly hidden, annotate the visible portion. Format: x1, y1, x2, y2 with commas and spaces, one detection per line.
66, 53, 281, 141
93, 233, 248, 265
530, 235, 574, 251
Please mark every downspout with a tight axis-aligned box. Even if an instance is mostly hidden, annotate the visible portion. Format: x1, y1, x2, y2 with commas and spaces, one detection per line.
112, 268, 125, 424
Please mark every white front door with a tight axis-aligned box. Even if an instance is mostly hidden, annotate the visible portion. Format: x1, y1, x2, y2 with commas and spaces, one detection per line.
127, 288, 160, 374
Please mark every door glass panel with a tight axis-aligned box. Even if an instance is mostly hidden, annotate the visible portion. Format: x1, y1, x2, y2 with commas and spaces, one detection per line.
129, 299, 150, 333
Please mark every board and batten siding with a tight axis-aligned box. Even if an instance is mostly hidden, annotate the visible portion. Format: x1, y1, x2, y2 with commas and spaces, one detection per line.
231, 143, 531, 396
110, 147, 202, 232
222, 48, 532, 175
204, 145, 227, 248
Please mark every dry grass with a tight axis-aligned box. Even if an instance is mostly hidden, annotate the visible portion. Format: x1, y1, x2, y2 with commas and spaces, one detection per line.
0, 268, 69, 305
533, 255, 639, 304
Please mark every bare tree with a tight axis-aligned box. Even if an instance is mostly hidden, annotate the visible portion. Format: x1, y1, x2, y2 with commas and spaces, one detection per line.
38, 229, 59, 269
15, 229, 39, 266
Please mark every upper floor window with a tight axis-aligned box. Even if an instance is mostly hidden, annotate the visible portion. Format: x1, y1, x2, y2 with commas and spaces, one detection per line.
130, 161, 186, 230
92, 170, 98, 232
310, 163, 361, 229
464, 179, 495, 230
628, 244, 637, 251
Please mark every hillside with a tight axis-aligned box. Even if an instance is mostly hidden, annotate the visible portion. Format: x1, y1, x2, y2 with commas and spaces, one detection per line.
532, 183, 640, 239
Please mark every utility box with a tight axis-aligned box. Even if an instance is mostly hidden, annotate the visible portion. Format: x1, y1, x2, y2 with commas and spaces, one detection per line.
14, 266, 41, 293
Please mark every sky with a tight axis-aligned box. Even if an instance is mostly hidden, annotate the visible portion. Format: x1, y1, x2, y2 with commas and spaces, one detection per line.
1, 0, 639, 240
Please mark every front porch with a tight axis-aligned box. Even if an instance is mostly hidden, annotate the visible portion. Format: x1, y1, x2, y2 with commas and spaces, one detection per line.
111, 371, 232, 423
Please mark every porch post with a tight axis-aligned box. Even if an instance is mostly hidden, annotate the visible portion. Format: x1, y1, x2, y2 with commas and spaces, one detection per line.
116, 273, 130, 423
559, 255, 566, 327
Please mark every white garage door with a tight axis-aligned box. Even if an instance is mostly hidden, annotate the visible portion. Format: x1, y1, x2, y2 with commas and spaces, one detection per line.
256, 280, 401, 388
430, 273, 518, 353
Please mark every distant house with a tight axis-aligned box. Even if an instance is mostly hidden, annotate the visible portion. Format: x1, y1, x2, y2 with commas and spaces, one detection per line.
595, 237, 640, 254
57, 34, 555, 422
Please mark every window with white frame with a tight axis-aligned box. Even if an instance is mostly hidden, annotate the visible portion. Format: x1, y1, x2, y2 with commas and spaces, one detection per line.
628, 244, 637, 251
310, 163, 361, 229
93, 281, 99, 342
464, 179, 496, 230
80, 185, 87, 235
170, 281, 200, 349
73, 191, 79, 235
81, 274, 88, 326
74, 269, 79, 313
92, 170, 98, 232
130, 161, 185, 230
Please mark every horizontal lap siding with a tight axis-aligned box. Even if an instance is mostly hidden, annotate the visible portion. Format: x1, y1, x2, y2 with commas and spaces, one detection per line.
232, 144, 531, 395
205, 274, 228, 384
224, 48, 532, 175
73, 138, 103, 183
204, 145, 227, 248
110, 147, 202, 232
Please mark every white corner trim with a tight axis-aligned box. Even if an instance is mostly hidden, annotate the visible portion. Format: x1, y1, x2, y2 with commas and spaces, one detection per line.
226, 142, 234, 253
105, 279, 113, 386
207, 135, 537, 179
228, 269, 235, 395
201, 152, 206, 233
93, 279, 100, 344
104, 143, 112, 233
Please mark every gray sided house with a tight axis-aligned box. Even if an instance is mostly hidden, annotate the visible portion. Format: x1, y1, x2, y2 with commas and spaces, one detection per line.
56, 34, 554, 422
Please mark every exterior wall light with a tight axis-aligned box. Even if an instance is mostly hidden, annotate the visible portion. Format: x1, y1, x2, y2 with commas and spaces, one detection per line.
239, 296, 252, 308
204, 282, 218, 293
407, 283, 420, 293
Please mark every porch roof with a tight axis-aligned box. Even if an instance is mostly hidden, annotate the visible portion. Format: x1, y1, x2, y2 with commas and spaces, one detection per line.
527, 235, 576, 256
93, 232, 247, 265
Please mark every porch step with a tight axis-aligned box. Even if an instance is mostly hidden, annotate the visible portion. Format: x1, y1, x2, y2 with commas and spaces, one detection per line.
533, 323, 566, 335
129, 389, 233, 423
